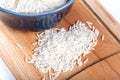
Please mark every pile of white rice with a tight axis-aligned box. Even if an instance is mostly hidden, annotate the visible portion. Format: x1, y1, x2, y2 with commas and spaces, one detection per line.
0, 0, 67, 13
26, 21, 99, 80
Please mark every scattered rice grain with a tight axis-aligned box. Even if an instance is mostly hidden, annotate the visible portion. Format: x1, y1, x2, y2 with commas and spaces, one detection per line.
27, 21, 99, 80
16, 43, 23, 49
83, 58, 88, 64
101, 35, 105, 41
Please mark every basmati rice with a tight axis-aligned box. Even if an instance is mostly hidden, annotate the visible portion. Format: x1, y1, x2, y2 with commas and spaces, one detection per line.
0, 0, 67, 13
101, 35, 105, 41
83, 58, 88, 64
27, 21, 99, 80
16, 43, 23, 49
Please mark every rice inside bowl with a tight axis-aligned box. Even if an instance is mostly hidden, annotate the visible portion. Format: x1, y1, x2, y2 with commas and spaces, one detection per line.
0, 0, 68, 14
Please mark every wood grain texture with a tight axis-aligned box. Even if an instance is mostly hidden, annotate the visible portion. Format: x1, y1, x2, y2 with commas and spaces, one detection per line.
0, 0, 120, 80
83, 0, 120, 42
70, 52, 120, 80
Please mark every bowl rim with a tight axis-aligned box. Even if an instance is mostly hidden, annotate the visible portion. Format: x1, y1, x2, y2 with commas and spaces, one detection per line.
0, 0, 75, 17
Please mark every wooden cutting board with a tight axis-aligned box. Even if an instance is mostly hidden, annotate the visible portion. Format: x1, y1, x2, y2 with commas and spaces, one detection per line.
0, 0, 120, 80
70, 53, 120, 80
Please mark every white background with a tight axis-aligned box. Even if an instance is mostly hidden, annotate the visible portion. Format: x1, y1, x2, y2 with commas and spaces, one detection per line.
99, 0, 120, 23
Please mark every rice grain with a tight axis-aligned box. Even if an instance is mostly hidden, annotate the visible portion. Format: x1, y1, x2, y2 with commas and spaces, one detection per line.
27, 21, 99, 80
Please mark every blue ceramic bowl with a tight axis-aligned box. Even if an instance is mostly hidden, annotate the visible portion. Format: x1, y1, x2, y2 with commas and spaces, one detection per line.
0, 0, 74, 31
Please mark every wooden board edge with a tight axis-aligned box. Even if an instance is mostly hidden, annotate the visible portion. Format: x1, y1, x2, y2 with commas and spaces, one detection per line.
81, 0, 120, 43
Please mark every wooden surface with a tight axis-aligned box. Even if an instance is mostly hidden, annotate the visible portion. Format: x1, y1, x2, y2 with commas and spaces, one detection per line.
0, 0, 120, 80
70, 53, 120, 80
